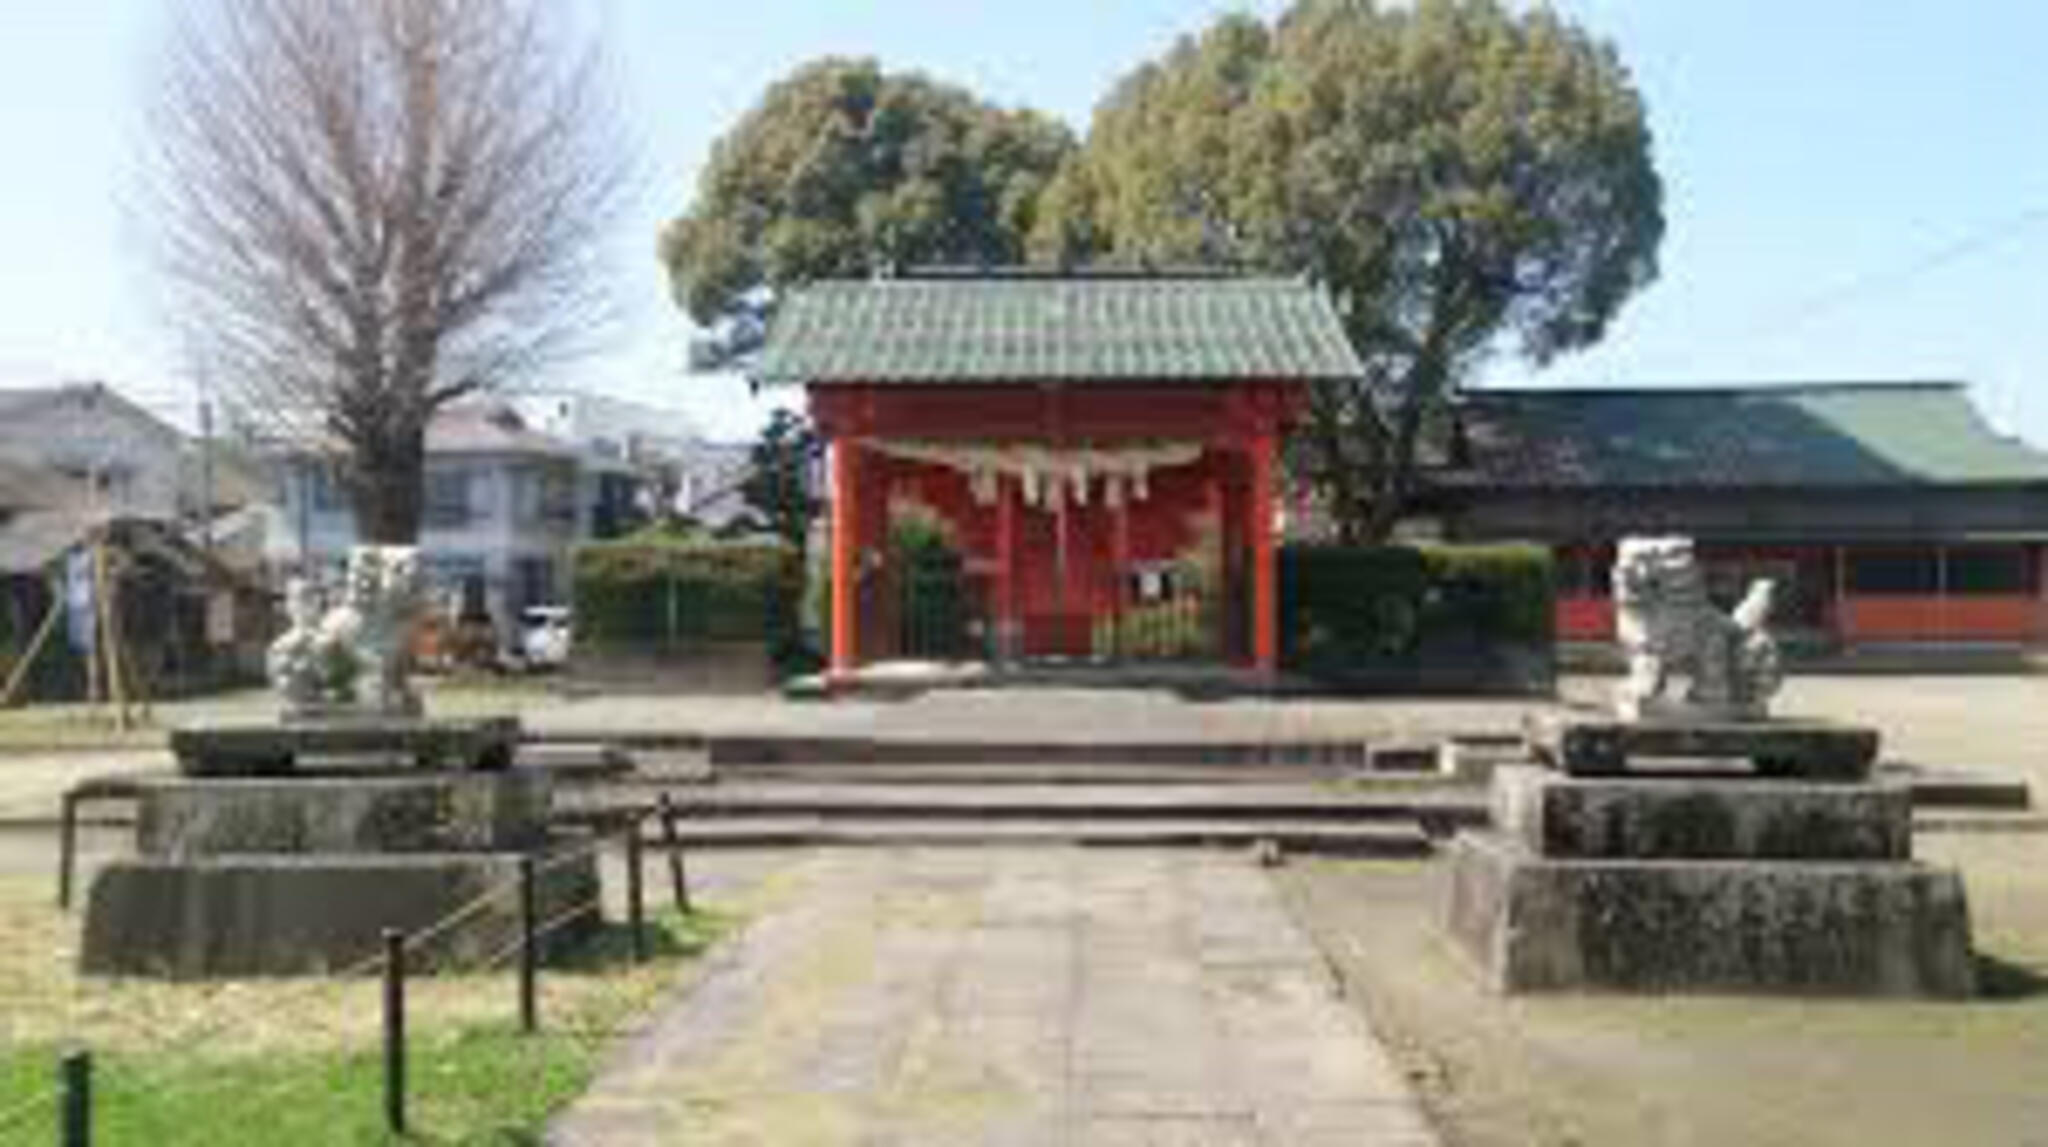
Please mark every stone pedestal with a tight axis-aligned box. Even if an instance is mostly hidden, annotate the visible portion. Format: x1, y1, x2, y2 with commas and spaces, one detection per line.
170, 715, 521, 777
81, 768, 600, 979
1525, 712, 1878, 779
1445, 763, 1976, 997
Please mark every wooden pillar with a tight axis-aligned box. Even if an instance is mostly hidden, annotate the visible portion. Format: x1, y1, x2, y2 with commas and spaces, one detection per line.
995, 475, 1018, 663
1248, 432, 1279, 677
1112, 489, 1132, 661
829, 440, 860, 679
1935, 542, 1950, 641
2036, 544, 2048, 642
1832, 544, 1849, 646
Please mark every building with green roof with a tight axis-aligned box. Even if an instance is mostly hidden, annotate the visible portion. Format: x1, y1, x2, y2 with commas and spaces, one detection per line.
762, 267, 2048, 665
1425, 381, 2048, 648
757, 269, 1356, 679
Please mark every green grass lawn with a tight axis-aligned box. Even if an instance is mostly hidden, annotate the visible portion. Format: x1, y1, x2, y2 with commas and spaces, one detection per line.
0, 908, 730, 1145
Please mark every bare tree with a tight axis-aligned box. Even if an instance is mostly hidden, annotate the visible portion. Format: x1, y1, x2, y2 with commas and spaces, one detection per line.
146, 0, 630, 542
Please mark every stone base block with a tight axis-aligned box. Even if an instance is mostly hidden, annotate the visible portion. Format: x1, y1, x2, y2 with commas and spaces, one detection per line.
80, 852, 599, 979
170, 715, 521, 777
1525, 713, 1878, 779
1492, 765, 1911, 861
135, 772, 553, 857
1444, 831, 1975, 997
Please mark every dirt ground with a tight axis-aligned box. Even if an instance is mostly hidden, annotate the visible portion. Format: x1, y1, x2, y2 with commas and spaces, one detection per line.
1282, 832, 2048, 1146
1277, 674, 2048, 1147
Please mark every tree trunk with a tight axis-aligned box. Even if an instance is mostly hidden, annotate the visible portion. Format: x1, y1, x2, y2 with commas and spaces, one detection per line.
1360, 369, 1437, 544
349, 427, 428, 544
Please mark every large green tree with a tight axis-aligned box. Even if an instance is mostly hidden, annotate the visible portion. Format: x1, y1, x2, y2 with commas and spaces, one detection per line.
1035, 0, 1664, 540
662, 58, 1074, 363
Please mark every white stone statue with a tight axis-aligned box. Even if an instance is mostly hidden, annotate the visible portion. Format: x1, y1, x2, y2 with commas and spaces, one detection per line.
267, 546, 424, 719
1612, 536, 1781, 722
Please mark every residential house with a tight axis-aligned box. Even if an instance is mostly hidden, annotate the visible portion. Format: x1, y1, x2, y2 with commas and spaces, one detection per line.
0, 381, 259, 523
273, 402, 661, 646
0, 443, 267, 702
512, 390, 752, 529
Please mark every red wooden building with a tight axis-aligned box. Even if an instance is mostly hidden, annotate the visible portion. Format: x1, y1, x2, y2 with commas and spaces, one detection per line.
753, 271, 1363, 679
1426, 383, 2048, 651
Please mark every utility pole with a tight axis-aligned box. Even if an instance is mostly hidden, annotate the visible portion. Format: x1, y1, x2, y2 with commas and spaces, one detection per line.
198, 391, 216, 559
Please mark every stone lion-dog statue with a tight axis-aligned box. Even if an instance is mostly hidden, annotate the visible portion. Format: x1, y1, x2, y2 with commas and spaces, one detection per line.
268, 545, 424, 719
1612, 536, 1780, 722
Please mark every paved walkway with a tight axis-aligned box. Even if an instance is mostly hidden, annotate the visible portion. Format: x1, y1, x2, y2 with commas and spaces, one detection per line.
529, 686, 1543, 747
549, 848, 1437, 1146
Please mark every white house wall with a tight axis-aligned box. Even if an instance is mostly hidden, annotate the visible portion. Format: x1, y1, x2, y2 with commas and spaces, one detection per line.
278, 453, 582, 648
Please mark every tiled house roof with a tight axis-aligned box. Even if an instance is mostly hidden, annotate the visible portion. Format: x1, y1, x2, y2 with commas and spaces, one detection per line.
425, 404, 581, 458
753, 272, 1364, 386
1447, 383, 2048, 489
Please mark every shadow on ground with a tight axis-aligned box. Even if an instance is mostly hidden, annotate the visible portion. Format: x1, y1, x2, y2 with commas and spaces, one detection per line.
1973, 952, 2048, 1001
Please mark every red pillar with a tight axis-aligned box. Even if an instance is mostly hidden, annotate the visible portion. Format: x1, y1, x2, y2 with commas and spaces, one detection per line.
995, 474, 1018, 662
1248, 432, 1279, 677
829, 440, 860, 679
1112, 490, 1132, 661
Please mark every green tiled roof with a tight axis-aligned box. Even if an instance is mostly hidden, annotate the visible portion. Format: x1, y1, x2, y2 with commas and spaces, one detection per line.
1451, 383, 2048, 488
752, 274, 1363, 386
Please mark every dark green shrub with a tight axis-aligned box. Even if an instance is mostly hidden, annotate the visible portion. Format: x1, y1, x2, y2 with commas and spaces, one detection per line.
1279, 543, 1554, 692
571, 537, 802, 661
1417, 544, 1555, 649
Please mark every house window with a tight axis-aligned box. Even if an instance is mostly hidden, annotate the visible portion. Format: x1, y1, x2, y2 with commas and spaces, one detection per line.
513, 557, 557, 611
425, 469, 475, 529
514, 465, 576, 526
1945, 547, 2034, 596
421, 554, 489, 620
1847, 550, 1939, 595
541, 468, 575, 525
308, 465, 349, 512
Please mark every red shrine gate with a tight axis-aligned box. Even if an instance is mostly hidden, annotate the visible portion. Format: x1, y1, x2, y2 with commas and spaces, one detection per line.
810, 381, 1299, 676
754, 272, 1364, 683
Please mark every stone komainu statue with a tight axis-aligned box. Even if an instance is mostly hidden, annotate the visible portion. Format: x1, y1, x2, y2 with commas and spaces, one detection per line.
1612, 536, 1781, 721
267, 546, 424, 719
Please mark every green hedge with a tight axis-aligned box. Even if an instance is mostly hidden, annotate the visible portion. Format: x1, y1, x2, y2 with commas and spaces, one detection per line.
1279, 543, 1555, 692
571, 537, 803, 660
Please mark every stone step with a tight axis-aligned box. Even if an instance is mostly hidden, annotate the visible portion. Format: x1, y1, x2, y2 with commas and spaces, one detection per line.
705, 762, 1350, 786
1912, 811, 2048, 834
706, 735, 1376, 768
639, 781, 1487, 827
647, 815, 1434, 855
1882, 765, 2032, 811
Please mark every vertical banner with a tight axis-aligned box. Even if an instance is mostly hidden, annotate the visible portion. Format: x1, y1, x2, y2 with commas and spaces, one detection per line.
206, 590, 237, 645
64, 547, 96, 653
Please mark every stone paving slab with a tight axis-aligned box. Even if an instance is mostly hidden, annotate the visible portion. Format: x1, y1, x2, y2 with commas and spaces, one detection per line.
546, 847, 1438, 1146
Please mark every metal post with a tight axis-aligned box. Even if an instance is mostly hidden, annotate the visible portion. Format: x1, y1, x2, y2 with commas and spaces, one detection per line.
57, 791, 78, 910
658, 793, 691, 915
382, 928, 406, 1137
59, 1049, 91, 1147
625, 819, 647, 964
518, 854, 538, 1034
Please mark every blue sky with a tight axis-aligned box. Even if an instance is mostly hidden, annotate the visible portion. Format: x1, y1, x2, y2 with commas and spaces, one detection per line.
0, 1, 2043, 445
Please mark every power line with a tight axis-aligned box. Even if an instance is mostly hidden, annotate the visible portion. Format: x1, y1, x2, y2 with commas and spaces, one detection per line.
1593, 200, 2048, 383
1735, 201, 2048, 344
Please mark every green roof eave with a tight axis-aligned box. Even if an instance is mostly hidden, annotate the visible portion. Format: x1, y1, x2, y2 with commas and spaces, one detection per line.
752, 273, 1364, 387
